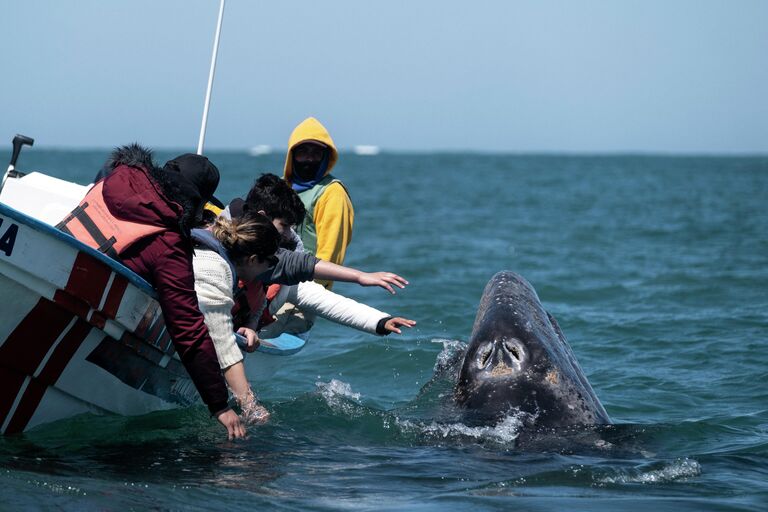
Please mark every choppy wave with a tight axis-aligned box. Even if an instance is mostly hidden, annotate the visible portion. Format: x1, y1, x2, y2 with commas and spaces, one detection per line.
598, 458, 702, 485
396, 414, 526, 445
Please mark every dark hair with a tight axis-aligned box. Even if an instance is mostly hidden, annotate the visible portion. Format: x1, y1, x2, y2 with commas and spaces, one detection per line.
211, 210, 280, 263
244, 173, 306, 226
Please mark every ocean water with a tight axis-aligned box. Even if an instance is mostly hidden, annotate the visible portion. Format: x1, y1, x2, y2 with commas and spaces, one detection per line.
1, 149, 767, 511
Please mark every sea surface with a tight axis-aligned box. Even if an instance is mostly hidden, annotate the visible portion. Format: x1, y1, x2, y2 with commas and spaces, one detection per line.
1, 150, 767, 511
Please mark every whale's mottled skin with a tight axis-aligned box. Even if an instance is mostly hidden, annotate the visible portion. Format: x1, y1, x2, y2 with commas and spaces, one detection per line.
455, 272, 611, 427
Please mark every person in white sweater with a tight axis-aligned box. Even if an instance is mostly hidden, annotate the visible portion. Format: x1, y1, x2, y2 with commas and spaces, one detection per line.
191, 211, 411, 424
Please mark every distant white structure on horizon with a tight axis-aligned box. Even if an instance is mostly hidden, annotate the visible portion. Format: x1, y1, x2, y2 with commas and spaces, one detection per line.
353, 145, 380, 156
249, 144, 272, 156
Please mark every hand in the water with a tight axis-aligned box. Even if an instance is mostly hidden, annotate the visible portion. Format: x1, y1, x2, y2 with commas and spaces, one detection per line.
237, 391, 271, 425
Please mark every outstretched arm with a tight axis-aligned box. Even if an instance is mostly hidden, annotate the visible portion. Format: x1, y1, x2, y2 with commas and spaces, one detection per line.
258, 248, 409, 293
289, 280, 415, 334
313, 260, 408, 294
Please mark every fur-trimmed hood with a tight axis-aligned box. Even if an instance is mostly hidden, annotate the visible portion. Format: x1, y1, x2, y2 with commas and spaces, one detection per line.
94, 143, 157, 183
98, 144, 205, 238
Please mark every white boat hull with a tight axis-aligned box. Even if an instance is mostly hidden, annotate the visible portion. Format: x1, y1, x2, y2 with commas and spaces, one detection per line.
0, 174, 198, 434
0, 170, 295, 433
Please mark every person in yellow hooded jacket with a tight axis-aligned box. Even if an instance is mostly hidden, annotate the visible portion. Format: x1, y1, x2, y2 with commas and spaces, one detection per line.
283, 117, 353, 290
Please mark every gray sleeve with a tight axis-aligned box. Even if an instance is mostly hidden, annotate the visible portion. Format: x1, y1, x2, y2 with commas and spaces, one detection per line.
257, 248, 319, 285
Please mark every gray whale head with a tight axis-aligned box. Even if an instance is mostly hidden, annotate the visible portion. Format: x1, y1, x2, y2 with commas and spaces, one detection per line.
455, 271, 610, 427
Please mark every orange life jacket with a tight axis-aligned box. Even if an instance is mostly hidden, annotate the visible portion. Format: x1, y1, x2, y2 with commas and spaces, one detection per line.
56, 180, 165, 257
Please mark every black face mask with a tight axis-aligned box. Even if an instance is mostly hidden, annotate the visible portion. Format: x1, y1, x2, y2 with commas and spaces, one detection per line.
293, 157, 323, 182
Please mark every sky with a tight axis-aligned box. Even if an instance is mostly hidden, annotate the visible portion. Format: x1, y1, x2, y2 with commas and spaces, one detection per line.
1, 0, 766, 153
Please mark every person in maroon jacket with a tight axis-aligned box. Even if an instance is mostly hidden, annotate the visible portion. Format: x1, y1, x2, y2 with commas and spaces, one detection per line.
59, 144, 245, 440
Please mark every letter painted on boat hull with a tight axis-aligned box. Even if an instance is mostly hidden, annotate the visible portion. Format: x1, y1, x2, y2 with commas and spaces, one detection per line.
0, 219, 19, 257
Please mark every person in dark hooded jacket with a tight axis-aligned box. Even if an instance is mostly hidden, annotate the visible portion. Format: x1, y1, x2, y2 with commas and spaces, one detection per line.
58, 144, 245, 440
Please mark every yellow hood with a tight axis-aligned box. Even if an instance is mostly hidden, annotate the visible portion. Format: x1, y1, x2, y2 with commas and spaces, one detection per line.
283, 117, 339, 183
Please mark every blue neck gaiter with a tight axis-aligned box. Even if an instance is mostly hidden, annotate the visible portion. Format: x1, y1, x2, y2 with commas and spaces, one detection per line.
291, 153, 329, 193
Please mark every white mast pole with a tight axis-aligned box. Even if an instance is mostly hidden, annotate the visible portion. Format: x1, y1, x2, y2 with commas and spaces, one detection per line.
197, 0, 226, 155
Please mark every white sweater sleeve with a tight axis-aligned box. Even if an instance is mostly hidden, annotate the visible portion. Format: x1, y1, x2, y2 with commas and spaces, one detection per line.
192, 249, 242, 369
289, 280, 389, 334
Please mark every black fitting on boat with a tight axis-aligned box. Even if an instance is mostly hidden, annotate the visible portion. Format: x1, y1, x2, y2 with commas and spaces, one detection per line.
9, 134, 34, 170
2, 134, 34, 192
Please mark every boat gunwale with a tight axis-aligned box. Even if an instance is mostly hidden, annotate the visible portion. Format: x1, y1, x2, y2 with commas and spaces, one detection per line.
0, 201, 157, 297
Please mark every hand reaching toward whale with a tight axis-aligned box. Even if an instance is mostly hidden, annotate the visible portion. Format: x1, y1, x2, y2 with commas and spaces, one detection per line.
313, 260, 409, 294
382, 317, 416, 334
356, 272, 409, 294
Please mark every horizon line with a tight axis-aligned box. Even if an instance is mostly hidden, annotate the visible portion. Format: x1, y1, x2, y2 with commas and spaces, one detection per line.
1, 145, 766, 158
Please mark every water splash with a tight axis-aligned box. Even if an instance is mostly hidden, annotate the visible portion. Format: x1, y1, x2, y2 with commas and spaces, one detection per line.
313, 379, 365, 418
316, 379, 362, 402
395, 411, 532, 446
430, 338, 467, 375
598, 458, 701, 484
